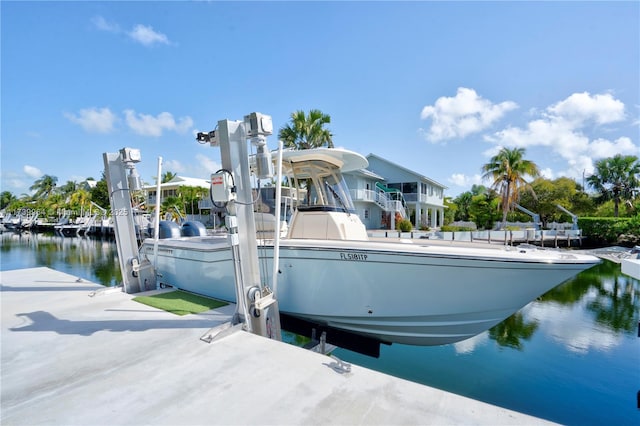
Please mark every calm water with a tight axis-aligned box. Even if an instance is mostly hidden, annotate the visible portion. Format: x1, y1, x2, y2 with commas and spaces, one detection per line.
1, 231, 638, 425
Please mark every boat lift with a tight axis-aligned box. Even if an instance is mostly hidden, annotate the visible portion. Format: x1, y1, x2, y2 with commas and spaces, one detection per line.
514, 204, 541, 230
556, 204, 579, 230
104, 117, 282, 342
198, 112, 282, 342
103, 148, 157, 294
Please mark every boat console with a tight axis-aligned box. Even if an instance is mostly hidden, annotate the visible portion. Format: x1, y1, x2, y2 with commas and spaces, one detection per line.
288, 209, 368, 240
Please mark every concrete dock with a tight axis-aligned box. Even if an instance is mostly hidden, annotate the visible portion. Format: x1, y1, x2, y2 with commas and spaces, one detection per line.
1, 267, 553, 425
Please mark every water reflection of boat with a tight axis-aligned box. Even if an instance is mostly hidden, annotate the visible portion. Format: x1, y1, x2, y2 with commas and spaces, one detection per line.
139, 148, 600, 348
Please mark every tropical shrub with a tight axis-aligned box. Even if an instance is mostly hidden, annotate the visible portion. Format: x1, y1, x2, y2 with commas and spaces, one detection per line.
578, 216, 640, 246
440, 225, 475, 232
396, 218, 413, 232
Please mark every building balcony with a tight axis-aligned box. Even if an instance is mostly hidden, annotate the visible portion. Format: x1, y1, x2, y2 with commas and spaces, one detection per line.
402, 193, 443, 206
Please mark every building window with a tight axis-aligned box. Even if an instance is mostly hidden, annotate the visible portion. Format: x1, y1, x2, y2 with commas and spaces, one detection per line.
404, 182, 417, 193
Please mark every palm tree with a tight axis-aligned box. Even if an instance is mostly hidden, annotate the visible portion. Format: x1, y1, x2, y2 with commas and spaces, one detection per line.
482, 147, 540, 227
58, 180, 78, 196
162, 171, 177, 183
587, 154, 639, 217
453, 191, 473, 221
178, 186, 207, 215
161, 196, 183, 222
278, 109, 333, 150
29, 174, 58, 199
1, 191, 16, 209
68, 189, 92, 213
44, 193, 66, 218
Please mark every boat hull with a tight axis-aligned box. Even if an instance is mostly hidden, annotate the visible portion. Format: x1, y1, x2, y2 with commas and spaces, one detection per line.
141, 237, 598, 345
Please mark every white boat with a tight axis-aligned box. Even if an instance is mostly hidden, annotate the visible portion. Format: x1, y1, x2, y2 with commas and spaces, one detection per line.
139, 148, 599, 347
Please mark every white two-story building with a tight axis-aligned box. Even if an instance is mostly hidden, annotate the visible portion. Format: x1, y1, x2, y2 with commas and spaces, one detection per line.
345, 154, 446, 230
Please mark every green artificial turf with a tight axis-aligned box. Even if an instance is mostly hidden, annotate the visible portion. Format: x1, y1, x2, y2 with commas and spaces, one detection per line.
133, 290, 228, 316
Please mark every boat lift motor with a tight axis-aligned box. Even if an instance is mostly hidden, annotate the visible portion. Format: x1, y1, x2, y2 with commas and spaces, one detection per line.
103, 147, 157, 294
199, 112, 281, 342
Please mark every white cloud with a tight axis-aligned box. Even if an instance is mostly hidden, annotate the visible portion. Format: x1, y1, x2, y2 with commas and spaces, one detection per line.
65, 107, 117, 133
486, 91, 638, 180
161, 155, 221, 179
482, 144, 503, 158
92, 16, 171, 47
92, 16, 120, 33
448, 173, 467, 187
124, 110, 193, 137
195, 154, 221, 175
7, 179, 26, 192
588, 137, 639, 158
23, 165, 42, 178
448, 173, 483, 188
163, 159, 186, 174
547, 92, 625, 126
128, 24, 170, 46
539, 168, 555, 179
419, 87, 518, 142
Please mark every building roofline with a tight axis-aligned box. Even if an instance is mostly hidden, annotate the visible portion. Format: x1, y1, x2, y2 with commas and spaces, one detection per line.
346, 168, 386, 180
366, 153, 448, 189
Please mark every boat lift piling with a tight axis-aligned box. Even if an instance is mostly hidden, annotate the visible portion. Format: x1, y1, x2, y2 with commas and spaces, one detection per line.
200, 112, 282, 342
152, 156, 162, 288
103, 148, 157, 294
271, 141, 284, 297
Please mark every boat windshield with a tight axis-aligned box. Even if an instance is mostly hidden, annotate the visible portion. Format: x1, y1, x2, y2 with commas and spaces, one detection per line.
291, 160, 356, 213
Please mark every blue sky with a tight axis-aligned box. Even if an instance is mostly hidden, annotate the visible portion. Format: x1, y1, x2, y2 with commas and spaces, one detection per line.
2, 1, 639, 198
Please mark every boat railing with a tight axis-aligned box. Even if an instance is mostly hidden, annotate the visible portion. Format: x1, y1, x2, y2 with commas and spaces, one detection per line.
77, 214, 98, 236
368, 228, 584, 247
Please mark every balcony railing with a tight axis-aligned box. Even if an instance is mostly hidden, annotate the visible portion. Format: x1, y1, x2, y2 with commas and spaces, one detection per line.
351, 189, 407, 218
402, 192, 443, 205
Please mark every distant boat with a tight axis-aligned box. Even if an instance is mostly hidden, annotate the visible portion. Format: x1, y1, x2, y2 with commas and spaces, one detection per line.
18, 211, 39, 230
139, 148, 600, 347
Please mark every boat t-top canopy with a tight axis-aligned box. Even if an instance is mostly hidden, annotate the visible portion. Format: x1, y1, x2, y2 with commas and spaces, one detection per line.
279, 148, 368, 176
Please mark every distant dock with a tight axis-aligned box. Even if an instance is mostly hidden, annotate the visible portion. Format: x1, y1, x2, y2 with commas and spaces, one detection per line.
0, 267, 554, 425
